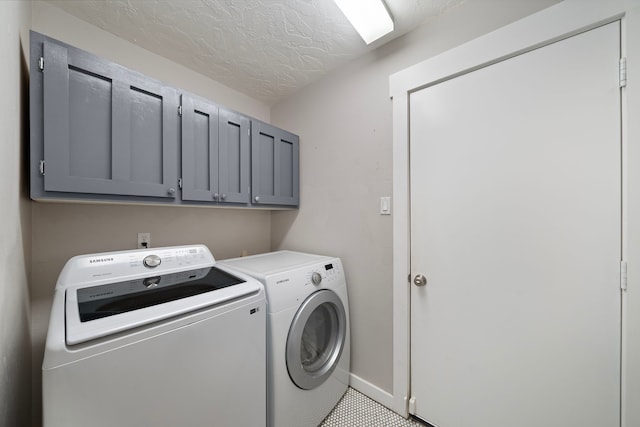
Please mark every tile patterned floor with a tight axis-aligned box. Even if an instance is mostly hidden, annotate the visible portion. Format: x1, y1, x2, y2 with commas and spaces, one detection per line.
319, 387, 427, 427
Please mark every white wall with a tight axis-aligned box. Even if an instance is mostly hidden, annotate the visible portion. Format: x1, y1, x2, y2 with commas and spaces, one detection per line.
0, 1, 32, 426
270, 0, 560, 401
29, 2, 275, 425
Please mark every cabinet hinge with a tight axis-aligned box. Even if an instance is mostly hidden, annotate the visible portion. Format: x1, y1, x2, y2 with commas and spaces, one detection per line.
621, 260, 628, 291
178, 105, 183, 116
178, 178, 183, 189
248, 127, 251, 136
39, 160, 45, 175
38, 57, 44, 71
620, 57, 627, 88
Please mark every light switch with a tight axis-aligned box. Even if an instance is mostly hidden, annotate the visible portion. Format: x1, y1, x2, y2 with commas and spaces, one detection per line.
380, 196, 391, 215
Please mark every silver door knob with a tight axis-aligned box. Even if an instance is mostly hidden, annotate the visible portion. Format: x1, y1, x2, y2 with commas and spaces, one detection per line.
413, 274, 427, 287
168, 188, 176, 195
254, 196, 260, 203
221, 194, 227, 200
213, 193, 219, 200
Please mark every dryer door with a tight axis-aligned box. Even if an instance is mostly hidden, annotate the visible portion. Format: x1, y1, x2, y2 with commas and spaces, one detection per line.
286, 289, 347, 390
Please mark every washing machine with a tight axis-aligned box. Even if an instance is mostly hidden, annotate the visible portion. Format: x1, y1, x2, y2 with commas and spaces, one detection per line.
42, 245, 266, 427
219, 251, 350, 427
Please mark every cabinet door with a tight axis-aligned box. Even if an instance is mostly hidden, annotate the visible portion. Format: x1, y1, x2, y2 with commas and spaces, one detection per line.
181, 95, 219, 202
251, 121, 299, 206
42, 41, 179, 198
219, 109, 250, 204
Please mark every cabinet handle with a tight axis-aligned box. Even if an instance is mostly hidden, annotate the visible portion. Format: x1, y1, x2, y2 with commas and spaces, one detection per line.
213, 193, 219, 200
221, 194, 227, 200
254, 196, 260, 203
168, 188, 176, 195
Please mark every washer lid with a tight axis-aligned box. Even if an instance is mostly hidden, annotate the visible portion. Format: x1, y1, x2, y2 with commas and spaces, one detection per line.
65, 266, 258, 345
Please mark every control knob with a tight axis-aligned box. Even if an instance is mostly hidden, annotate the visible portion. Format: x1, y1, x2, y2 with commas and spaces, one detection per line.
143, 254, 161, 268
311, 272, 322, 286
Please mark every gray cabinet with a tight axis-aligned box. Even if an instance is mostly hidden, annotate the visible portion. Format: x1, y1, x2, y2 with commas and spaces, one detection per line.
219, 109, 251, 204
33, 33, 179, 199
180, 95, 219, 202
31, 31, 299, 209
251, 121, 300, 206
181, 95, 250, 204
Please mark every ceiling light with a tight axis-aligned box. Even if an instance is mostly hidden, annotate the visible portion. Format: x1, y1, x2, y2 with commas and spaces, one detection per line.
334, 0, 394, 45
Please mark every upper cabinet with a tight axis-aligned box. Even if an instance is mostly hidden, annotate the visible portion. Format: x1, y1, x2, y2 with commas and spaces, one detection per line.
30, 32, 298, 208
251, 121, 300, 207
33, 35, 180, 200
180, 95, 220, 203
218, 109, 251, 204
181, 94, 250, 204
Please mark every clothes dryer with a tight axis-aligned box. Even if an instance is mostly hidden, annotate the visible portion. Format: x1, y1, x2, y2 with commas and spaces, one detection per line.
219, 251, 350, 427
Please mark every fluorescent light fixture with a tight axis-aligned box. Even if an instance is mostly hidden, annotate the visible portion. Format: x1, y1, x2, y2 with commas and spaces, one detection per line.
334, 0, 394, 45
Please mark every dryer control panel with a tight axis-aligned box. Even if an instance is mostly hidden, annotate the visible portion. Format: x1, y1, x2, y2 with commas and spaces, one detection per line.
269, 259, 345, 312
307, 262, 342, 287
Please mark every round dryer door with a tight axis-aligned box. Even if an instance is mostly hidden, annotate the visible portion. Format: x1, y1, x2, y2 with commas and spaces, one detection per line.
286, 289, 347, 390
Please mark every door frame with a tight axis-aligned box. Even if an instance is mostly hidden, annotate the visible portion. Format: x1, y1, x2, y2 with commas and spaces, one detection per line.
389, 1, 640, 424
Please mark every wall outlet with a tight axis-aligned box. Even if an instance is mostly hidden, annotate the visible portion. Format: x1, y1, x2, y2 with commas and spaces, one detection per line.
137, 232, 151, 249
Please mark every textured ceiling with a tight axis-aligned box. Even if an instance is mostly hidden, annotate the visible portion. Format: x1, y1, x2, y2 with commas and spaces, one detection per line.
43, 0, 464, 105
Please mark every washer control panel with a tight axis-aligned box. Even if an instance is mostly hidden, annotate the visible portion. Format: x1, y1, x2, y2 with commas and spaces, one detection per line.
56, 245, 215, 289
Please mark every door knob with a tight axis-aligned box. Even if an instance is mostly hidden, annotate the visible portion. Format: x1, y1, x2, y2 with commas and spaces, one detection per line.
413, 274, 427, 287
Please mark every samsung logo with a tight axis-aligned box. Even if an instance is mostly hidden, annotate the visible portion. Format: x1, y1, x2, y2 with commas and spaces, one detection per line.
89, 257, 114, 264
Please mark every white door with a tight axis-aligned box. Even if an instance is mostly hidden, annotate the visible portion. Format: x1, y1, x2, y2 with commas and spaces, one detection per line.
409, 22, 621, 427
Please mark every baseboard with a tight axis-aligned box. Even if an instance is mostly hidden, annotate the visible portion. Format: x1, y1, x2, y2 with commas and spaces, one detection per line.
349, 373, 401, 415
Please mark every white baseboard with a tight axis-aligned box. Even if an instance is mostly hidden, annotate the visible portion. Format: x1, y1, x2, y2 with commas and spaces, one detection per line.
349, 373, 403, 416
